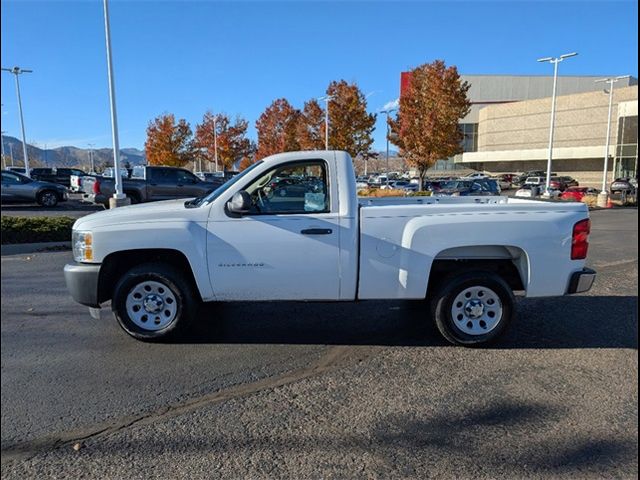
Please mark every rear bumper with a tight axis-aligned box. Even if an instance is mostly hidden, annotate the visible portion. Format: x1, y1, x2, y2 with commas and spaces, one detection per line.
567, 268, 597, 294
64, 263, 101, 307
82, 193, 108, 206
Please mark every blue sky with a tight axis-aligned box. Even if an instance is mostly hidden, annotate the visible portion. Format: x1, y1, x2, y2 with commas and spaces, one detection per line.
1, 0, 638, 151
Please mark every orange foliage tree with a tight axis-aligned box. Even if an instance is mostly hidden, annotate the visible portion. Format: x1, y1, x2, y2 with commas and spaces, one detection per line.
255, 98, 300, 159
195, 111, 252, 171
296, 99, 325, 150
144, 113, 195, 167
389, 60, 471, 189
325, 80, 376, 159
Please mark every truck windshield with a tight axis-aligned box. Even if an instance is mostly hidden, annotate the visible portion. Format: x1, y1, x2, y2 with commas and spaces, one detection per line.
187, 161, 263, 208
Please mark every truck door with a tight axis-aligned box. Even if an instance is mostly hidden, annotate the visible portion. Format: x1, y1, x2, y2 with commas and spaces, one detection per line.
147, 168, 178, 200
207, 159, 341, 300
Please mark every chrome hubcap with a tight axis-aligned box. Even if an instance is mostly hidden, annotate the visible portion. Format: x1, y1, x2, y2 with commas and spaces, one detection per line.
451, 286, 503, 336
126, 281, 178, 331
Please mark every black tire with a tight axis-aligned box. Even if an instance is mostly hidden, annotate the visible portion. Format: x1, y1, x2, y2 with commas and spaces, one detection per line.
126, 192, 141, 204
430, 271, 515, 347
112, 262, 197, 341
37, 190, 59, 207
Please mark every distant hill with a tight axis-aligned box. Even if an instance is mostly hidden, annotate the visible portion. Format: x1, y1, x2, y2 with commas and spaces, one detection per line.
0, 135, 146, 170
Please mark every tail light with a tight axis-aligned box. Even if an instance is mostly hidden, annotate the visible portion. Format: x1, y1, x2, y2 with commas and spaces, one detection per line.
93, 179, 101, 195
571, 219, 591, 260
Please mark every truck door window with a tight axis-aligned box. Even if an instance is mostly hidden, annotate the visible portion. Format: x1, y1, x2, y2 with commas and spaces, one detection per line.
177, 170, 198, 184
150, 168, 178, 184
244, 161, 329, 214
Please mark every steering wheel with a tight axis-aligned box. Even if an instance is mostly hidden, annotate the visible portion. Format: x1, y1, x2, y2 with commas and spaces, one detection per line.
256, 189, 272, 212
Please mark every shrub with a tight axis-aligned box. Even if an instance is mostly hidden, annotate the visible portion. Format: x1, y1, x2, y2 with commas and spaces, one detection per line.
1, 216, 75, 244
357, 188, 409, 197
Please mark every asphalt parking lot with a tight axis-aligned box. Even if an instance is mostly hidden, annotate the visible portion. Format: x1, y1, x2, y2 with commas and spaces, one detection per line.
1, 209, 637, 479
0, 194, 104, 219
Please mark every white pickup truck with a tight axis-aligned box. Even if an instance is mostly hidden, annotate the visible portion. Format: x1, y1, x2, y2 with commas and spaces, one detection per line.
64, 151, 596, 346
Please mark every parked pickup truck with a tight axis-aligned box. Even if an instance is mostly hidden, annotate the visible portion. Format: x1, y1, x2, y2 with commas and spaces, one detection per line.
81, 165, 224, 206
31, 167, 87, 188
64, 151, 596, 346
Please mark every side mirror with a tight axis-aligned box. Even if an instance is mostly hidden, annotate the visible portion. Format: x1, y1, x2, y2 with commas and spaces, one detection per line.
227, 191, 251, 215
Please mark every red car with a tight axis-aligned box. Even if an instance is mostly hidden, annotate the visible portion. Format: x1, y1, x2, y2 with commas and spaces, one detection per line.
560, 187, 598, 201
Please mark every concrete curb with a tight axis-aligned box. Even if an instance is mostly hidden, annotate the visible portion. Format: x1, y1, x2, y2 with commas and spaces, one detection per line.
1, 241, 71, 256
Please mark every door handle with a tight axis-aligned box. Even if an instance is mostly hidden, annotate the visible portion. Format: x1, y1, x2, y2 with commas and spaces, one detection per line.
301, 228, 332, 235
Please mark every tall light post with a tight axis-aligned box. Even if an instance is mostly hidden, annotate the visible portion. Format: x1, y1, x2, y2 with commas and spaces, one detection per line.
318, 95, 335, 150
595, 75, 631, 199
213, 114, 219, 172
1, 130, 6, 169
102, 0, 127, 205
537, 52, 578, 195
87, 143, 96, 173
379, 107, 398, 185
2, 66, 33, 177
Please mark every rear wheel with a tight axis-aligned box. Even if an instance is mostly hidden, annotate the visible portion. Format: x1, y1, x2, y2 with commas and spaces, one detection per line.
430, 271, 514, 346
112, 263, 197, 341
37, 190, 59, 207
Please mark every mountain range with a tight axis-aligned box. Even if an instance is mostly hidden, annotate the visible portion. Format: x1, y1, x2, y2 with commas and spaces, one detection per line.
0, 135, 146, 170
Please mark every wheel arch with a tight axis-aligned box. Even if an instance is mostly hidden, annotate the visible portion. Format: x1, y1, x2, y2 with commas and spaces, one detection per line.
98, 249, 203, 304
427, 245, 529, 297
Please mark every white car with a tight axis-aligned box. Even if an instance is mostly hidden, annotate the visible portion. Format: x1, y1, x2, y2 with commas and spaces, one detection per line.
515, 186, 538, 198
65, 151, 596, 346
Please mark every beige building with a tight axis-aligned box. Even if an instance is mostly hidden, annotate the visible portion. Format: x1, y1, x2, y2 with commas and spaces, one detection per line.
459, 85, 638, 185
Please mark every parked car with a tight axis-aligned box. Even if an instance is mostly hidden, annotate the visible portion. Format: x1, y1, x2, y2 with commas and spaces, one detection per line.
64, 150, 595, 347
81, 165, 225, 207
610, 178, 635, 194
514, 171, 556, 186
463, 172, 489, 179
493, 176, 512, 191
514, 185, 540, 198
436, 179, 501, 196
559, 176, 579, 188
31, 167, 87, 188
548, 177, 568, 192
560, 187, 599, 202
1, 170, 68, 207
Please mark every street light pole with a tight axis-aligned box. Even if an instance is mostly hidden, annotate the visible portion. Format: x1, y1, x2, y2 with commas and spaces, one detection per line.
1, 130, 6, 169
87, 143, 95, 173
595, 75, 631, 198
213, 114, 219, 172
2, 66, 33, 177
102, 0, 126, 203
318, 95, 334, 150
537, 52, 577, 196
380, 108, 398, 186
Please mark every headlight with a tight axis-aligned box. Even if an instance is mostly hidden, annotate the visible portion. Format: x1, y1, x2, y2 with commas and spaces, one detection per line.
72, 231, 94, 262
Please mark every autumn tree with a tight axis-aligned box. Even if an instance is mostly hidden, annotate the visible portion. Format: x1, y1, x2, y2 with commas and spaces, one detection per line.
255, 98, 301, 159
389, 60, 471, 190
145, 113, 195, 167
296, 99, 325, 150
325, 80, 376, 159
195, 111, 252, 171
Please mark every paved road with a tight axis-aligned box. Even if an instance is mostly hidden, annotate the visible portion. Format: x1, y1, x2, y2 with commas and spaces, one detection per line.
1, 195, 104, 218
1, 209, 637, 478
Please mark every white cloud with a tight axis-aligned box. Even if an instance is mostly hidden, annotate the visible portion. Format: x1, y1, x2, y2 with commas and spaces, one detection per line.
381, 98, 399, 111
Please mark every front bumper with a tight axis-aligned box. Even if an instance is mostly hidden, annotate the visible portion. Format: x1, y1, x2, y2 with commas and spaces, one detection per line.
64, 263, 101, 307
567, 268, 597, 294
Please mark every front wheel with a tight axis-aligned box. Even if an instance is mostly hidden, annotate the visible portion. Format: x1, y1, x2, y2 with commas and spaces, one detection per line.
112, 263, 197, 341
37, 190, 59, 207
430, 271, 515, 346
